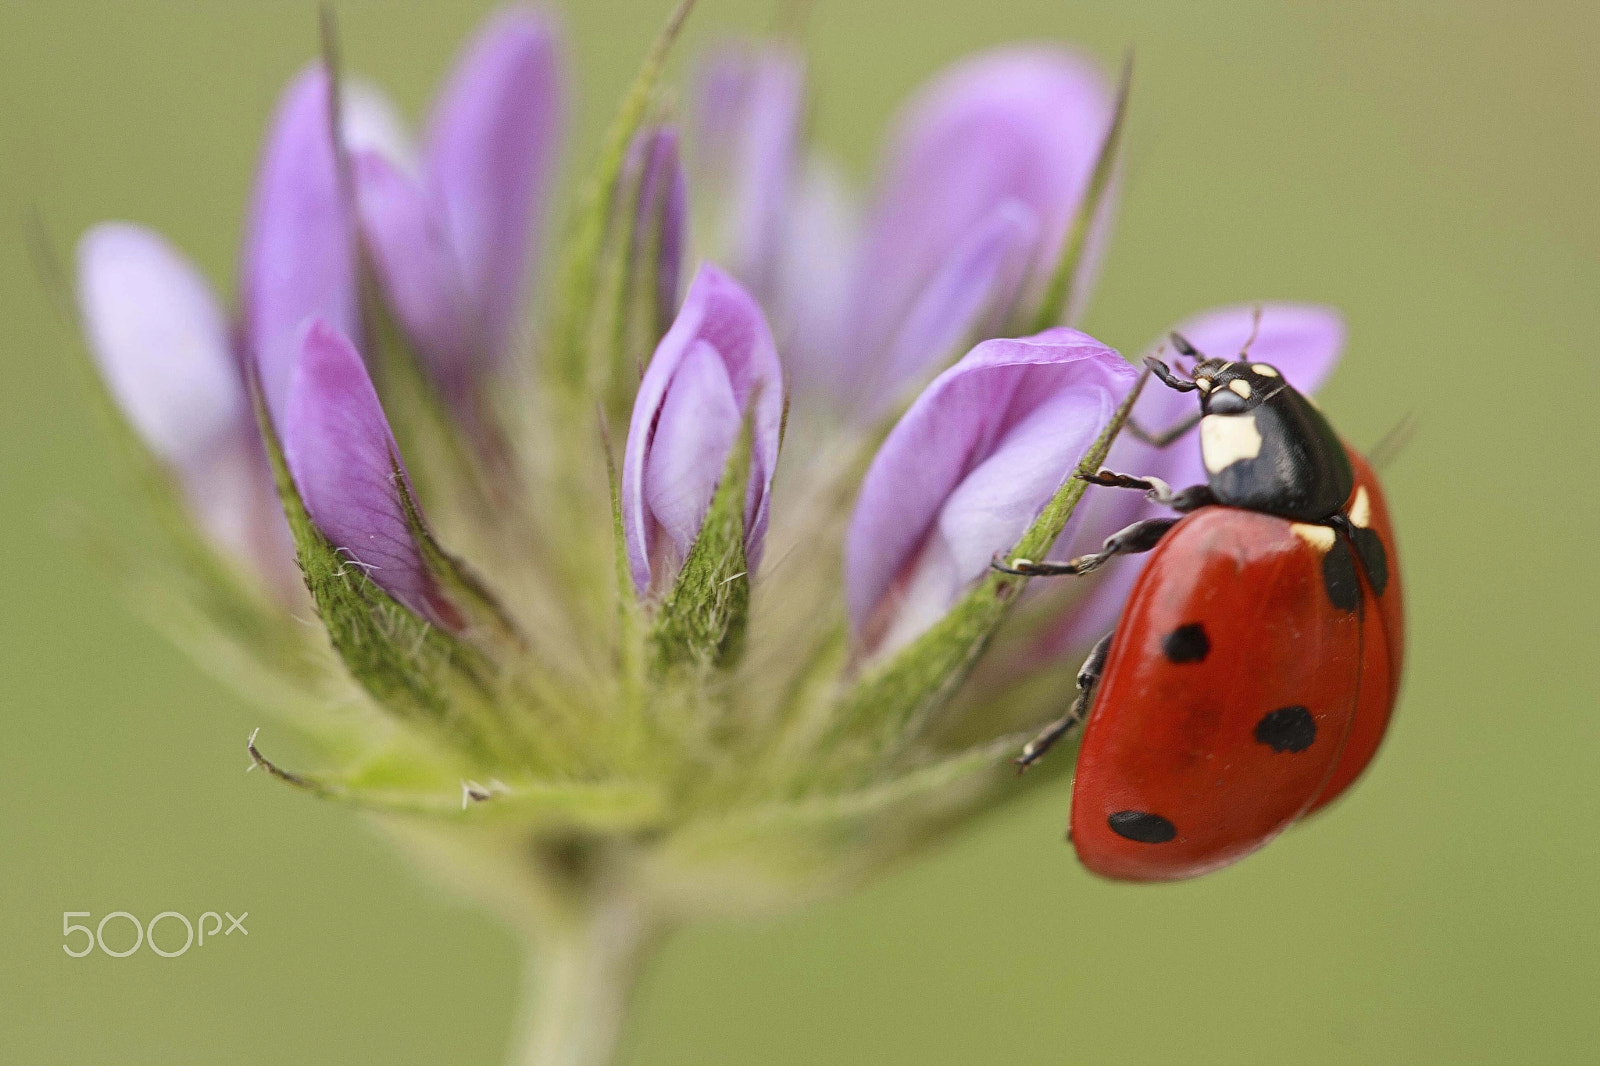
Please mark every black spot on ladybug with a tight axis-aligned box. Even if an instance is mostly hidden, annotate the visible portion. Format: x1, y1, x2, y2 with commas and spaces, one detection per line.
1162, 623, 1210, 663
1254, 705, 1317, 753
1352, 527, 1389, 596
1108, 810, 1177, 844
1321, 536, 1360, 613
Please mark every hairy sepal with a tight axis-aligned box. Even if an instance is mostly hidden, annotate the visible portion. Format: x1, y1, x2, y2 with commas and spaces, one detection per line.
250, 377, 534, 769
649, 413, 754, 671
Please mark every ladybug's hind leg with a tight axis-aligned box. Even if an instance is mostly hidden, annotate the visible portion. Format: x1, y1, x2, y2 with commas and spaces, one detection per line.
993, 515, 1178, 578
1017, 631, 1114, 771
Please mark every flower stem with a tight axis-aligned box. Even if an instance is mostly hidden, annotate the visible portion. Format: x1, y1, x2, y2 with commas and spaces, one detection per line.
509, 890, 660, 1066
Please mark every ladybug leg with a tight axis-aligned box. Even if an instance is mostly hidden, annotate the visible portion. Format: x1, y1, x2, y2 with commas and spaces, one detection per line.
992, 516, 1178, 578
1144, 355, 1200, 393
1016, 631, 1114, 770
1126, 411, 1202, 448
1080, 469, 1217, 513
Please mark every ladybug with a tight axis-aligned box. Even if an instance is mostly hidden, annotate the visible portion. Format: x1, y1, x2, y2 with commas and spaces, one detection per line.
994, 332, 1402, 882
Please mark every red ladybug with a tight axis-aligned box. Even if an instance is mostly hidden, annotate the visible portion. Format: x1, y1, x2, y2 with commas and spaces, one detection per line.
996, 334, 1402, 882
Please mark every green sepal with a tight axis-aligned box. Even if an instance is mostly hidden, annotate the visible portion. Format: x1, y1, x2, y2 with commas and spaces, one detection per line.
1019, 53, 1132, 335
247, 375, 534, 770
825, 372, 1148, 778
648, 413, 755, 671
247, 730, 666, 830
392, 459, 527, 654
602, 418, 649, 707
549, 0, 697, 395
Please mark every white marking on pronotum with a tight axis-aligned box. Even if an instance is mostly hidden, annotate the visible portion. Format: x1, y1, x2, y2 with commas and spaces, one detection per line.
1348, 486, 1372, 528
1200, 414, 1263, 473
1291, 523, 1337, 552
1228, 378, 1253, 399
1252, 363, 1280, 377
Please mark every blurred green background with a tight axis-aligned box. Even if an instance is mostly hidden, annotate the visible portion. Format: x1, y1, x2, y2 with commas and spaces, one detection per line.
2, 1, 1596, 1062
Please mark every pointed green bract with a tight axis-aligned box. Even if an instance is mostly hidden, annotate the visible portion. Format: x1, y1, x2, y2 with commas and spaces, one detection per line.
248, 730, 666, 828
392, 459, 527, 653
550, 0, 697, 394
648, 414, 754, 670
825, 372, 1149, 780
1022, 53, 1132, 335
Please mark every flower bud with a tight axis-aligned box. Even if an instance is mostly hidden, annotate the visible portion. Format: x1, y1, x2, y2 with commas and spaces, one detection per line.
280, 319, 462, 631
847, 328, 1135, 654
76, 222, 291, 587
619, 124, 687, 343
621, 264, 784, 597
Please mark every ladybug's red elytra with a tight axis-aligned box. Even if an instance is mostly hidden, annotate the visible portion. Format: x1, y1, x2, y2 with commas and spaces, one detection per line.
995, 332, 1402, 882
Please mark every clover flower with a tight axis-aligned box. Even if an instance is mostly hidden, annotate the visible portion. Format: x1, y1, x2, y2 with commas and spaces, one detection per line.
65, 5, 1345, 1063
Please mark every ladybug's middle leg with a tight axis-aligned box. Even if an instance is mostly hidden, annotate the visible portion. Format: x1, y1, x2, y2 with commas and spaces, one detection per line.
1125, 411, 1202, 448
1016, 630, 1113, 770
993, 515, 1178, 578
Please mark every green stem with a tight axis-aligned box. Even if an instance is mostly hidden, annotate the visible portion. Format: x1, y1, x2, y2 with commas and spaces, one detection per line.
508, 891, 661, 1066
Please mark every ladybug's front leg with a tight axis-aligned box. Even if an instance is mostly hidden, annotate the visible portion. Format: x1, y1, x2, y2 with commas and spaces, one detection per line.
1016, 631, 1113, 771
992, 515, 1178, 578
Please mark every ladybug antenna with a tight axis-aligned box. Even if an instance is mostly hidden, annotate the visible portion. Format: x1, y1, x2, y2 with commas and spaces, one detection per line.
1169, 331, 1202, 359
1367, 412, 1417, 472
1238, 304, 1264, 359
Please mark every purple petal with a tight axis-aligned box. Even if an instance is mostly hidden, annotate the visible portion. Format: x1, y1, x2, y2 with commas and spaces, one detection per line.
642, 340, 742, 564
77, 223, 296, 583
772, 159, 860, 400
690, 43, 805, 301
623, 125, 688, 333
845, 48, 1114, 396
424, 7, 565, 369
353, 150, 477, 396
846, 328, 1136, 652
621, 264, 785, 596
865, 200, 1039, 413
242, 64, 361, 420
281, 319, 459, 630
1046, 303, 1346, 651
76, 223, 243, 466
340, 79, 417, 169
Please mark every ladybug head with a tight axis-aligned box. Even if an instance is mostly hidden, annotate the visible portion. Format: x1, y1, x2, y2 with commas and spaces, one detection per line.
1144, 331, 1288, 416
